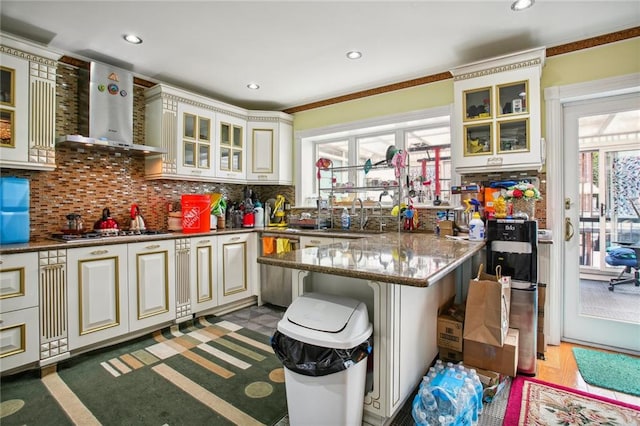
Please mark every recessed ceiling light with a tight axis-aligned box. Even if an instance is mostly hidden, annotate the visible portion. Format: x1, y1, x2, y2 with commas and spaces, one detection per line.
346, 51, 362, 60
123, 34, 143, 44
247, 83, 260, 90
511, 0, 534, 11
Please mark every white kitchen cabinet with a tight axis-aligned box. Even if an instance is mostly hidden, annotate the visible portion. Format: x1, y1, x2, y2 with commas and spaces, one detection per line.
217, 232, 257, 305
450, 48, 545, 174
127, 240, 175, 332
174, 238, 192, 322
67, 244, 129, 351
0, 252, 40, 372
215, 112, 246, 181
0, 35, 60, 171
38, 249, 69, 365
176, 103, 216, 179
190, 235, 218, 314
246, 111, 293, 185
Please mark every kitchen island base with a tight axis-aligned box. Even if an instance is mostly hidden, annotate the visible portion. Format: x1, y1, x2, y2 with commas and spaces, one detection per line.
292, 269, 456, 425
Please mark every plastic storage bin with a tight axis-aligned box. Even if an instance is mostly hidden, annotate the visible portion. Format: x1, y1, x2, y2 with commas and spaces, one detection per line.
272, 292, 373, 426
181, 194, 210, 233
0, 177, 30, 244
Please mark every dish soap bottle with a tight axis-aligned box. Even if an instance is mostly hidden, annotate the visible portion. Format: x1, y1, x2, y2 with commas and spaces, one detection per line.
468, 212, 485, 241
341, 208, 351, 230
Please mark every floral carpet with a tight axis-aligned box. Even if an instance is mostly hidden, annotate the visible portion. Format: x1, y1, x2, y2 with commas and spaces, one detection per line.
505, 376, 640, 425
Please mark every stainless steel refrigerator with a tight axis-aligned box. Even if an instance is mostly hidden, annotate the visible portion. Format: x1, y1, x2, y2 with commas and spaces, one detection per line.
486, 219, 538, 376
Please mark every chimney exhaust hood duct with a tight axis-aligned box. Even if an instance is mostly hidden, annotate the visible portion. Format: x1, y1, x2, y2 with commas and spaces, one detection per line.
57, 62, 166, 155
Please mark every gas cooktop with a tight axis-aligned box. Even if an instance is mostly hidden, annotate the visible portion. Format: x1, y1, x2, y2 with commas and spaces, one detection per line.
50, 229, 168, 242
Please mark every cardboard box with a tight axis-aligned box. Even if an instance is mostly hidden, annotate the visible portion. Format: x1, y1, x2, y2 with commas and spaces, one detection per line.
463, 328, 519, 377
439, 220, 454, 237
437, 297, 465, 351
439, 347, 464, 363
438, 313, 464, 351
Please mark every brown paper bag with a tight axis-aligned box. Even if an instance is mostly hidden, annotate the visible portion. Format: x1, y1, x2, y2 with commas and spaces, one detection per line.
463, 264, 511, 347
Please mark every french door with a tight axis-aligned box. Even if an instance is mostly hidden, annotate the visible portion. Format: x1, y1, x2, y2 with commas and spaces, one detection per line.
563, 93, 640, 353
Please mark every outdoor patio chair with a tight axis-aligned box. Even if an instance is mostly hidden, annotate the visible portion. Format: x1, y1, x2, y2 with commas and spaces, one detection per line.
605, 244, 639, 291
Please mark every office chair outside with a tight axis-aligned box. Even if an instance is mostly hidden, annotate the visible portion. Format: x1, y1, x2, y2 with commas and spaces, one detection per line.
605, 246, 639, 291
605, 198, 640, 291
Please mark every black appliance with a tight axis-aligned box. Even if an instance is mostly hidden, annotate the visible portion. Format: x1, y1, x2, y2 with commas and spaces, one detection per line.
486, 219, 538, 376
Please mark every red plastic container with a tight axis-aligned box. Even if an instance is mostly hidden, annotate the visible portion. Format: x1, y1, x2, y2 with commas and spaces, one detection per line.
181, 194, 211, 233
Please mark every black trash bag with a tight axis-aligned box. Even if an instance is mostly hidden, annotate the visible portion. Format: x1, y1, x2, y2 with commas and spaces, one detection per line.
271, 330, 372, 377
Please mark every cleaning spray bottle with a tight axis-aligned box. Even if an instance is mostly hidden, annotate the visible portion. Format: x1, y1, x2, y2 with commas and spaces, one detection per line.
468, 211, 485, 241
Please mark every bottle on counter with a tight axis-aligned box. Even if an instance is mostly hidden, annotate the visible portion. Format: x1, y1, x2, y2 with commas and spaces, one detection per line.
468, 212, 485, 241
341, 207, 350, 230
254, 201, 264, 228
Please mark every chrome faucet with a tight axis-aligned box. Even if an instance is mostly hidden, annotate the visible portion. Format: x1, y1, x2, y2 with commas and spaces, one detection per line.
373, 201, 385, 232
351, 198, 367, 230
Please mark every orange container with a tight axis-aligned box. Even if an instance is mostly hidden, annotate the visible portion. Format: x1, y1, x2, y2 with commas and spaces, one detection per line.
181, 194, 211, 233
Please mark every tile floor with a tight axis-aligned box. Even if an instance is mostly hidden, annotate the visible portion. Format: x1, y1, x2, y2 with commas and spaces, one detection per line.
219, 303, 286, 337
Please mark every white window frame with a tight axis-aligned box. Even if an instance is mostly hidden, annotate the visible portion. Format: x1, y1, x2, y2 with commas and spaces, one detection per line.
295, 105, 454, 207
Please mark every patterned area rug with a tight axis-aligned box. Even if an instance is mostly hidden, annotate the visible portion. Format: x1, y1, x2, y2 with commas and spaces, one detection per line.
505, 376, 640, 425
0, 316, 287, 425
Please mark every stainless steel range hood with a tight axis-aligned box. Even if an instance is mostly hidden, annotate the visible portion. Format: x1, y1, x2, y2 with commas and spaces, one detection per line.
57, 62, 166, 155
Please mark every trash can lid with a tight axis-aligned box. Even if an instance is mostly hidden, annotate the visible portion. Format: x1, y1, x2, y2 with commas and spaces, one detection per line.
277, 292, 372, 349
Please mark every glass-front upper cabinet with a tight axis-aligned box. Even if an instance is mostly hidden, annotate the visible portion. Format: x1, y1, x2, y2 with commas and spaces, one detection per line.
463, 87, 492, 122
176, 103, 215, 178
450, 47, 545, 174
183, 112, 211, 168
216, 113, 246, 180
497, 80, 528, 116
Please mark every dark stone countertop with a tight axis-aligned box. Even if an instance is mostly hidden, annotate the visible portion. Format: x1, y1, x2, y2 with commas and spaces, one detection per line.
257, 232, 485, 288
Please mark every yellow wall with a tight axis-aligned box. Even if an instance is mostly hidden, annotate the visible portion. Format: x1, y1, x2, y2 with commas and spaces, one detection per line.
293, 38, 640, 133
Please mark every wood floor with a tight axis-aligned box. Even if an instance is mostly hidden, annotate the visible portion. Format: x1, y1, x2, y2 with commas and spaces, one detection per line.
536, 341, 640, 407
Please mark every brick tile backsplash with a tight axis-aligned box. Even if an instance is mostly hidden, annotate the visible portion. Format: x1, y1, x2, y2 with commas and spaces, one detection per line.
2, 64, 293, 242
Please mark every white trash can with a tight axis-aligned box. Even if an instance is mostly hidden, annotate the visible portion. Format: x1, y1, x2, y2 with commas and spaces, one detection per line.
272, 292, 373, 426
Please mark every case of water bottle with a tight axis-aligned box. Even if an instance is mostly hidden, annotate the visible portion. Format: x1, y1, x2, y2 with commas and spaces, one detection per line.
412, 360, 484, 426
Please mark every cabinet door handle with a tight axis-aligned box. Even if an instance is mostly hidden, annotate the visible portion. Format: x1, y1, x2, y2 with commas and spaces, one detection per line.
145, 244, 160, 250
90, 249, 108, 255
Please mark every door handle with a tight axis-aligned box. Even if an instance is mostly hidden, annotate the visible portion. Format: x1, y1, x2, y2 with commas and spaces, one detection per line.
600, 203, 606, 217
565, 217, 575, 241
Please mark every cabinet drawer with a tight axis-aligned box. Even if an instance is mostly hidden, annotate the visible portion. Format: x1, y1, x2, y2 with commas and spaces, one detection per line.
0, 306, 39, 372
0, 252, 38, 313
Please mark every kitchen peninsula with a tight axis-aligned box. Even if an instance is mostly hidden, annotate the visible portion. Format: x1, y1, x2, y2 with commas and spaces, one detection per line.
257, 232, 484, 425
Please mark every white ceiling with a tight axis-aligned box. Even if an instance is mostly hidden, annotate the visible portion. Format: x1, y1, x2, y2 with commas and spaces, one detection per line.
1, 1, 638, 111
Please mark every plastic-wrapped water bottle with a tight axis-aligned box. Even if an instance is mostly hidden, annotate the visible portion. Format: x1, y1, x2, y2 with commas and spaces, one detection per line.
469, 370, 484, 414
419, 387, 439, 425
464, 378, 479, 425
412, 394, 430, 426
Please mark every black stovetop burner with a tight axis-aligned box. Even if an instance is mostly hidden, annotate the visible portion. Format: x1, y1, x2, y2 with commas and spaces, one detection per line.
50, 229, 168, 242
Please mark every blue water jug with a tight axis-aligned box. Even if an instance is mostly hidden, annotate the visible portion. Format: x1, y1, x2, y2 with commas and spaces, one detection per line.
0, 177, 30, 244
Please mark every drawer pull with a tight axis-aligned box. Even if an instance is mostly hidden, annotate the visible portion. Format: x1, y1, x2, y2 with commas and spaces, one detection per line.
90, 250, 108, 255
230, 237, 240, 241
310, 240, 321, 244
198, 240, 211, 244
145, 244, 161, 250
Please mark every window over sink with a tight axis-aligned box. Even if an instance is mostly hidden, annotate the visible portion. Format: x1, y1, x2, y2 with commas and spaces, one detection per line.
296, 106, 453, 207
